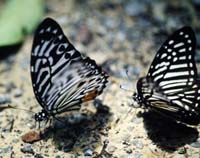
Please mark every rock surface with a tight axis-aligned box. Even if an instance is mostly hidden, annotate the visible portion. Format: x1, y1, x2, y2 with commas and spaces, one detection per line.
0, 0, 200, 158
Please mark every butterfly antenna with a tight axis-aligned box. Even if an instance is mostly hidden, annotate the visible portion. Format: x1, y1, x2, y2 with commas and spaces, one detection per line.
119, 85, 134, 92
120, 68, 135, 92
7, 104, 35, 114
125, 68, 132, 83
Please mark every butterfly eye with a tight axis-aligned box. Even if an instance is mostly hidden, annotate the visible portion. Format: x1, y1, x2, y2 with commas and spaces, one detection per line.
132, 93, 137, 100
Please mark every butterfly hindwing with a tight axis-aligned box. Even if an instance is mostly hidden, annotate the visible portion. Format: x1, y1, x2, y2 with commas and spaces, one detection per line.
137, 77, 200, 125
31, 18, 108, 115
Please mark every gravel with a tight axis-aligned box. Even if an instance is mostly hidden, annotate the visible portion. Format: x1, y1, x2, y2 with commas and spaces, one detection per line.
21, 144, 35, 155
190, 141, 200, 148
84, 148, 93, 156
0, 0, 200, 158
0, 146, 12, 155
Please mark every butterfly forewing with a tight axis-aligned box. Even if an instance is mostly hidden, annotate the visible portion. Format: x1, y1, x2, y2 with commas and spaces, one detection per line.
136, 27, 200, 125
148, 27, 197, 88
31, 18, 108, 116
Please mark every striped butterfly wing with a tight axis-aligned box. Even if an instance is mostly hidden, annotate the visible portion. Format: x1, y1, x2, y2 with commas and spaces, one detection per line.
148, 27, 197, 83
137, 27, 200, 125
31, 18, 108, 115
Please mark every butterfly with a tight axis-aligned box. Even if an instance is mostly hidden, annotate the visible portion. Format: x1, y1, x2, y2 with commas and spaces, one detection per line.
31, 18, 108, 123
133, 27, 200, 125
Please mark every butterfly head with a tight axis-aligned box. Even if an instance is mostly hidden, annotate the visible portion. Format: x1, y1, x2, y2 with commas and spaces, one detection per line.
34, 109, 49, 122
132, 92, 142, 108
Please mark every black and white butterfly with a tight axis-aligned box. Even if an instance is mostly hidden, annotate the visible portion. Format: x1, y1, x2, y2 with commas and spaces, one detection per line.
133, 27, 200, 125
31, 18, 108, 123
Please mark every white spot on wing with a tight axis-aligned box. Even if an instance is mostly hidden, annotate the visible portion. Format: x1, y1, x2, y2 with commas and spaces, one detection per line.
172, 52, 176, 56
169, 40, 174, 45
169, 64, 187, 70
174, 42, 184, 48
38, 41, 50, 56
183, 104, 190, 110
184, 34, 189, 38
53, 29, 58, 34
39, 29, 44, 34
47, 27, 51, 32
173, 57, 178, 62
161, 53, 167, 59
159, 79, 187, 86
154, 74, 163, 81
58, 35, 63, 39
167, 49, 172, 52
33, 45, 40, 56
167, 56, 171, 60
173, 100, 183, 107
152, 66, 167, 76
48, 57, 53, 65
179, 56, 186, 60
164, 71, 189, 79
162, 82, 187, 89
179, 48, 186, 52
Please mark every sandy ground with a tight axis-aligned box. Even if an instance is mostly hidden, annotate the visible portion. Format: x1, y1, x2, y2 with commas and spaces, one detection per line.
0, 0, 200, 158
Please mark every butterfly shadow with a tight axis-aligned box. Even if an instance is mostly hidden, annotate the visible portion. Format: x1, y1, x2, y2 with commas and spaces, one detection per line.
0, 43, 23, 60
0, 105, 10, 112
42, 101, 112, 155
141, 110, 199, 152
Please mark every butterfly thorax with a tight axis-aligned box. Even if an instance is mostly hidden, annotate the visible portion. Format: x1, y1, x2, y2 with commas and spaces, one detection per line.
34, 109, 50, 122
133, 77, 154, 108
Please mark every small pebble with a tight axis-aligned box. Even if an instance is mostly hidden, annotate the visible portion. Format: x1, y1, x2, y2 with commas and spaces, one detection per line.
12, 138, 20, 143
14, 88, 23, 97
34, 153, 44, 158
84, 149, 93, 156
21, 144, 34, 154
124, 148, 132, 154
133, 152, 142, 158
0, 146, 12, 155
21, 131, 41, 143
0, 95, 11, 104
132, 140, 144, 149
107, 145, 117, 153
127, 126, 134, 132
190, 141, 200, 148
125, 0, 146, 16
63, 145, 73, 152
78, 23, 93, 45
177, 147, 186, 154
5, 82, 16, 93
131, 117, 143, 124
122, 134, 131, 145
